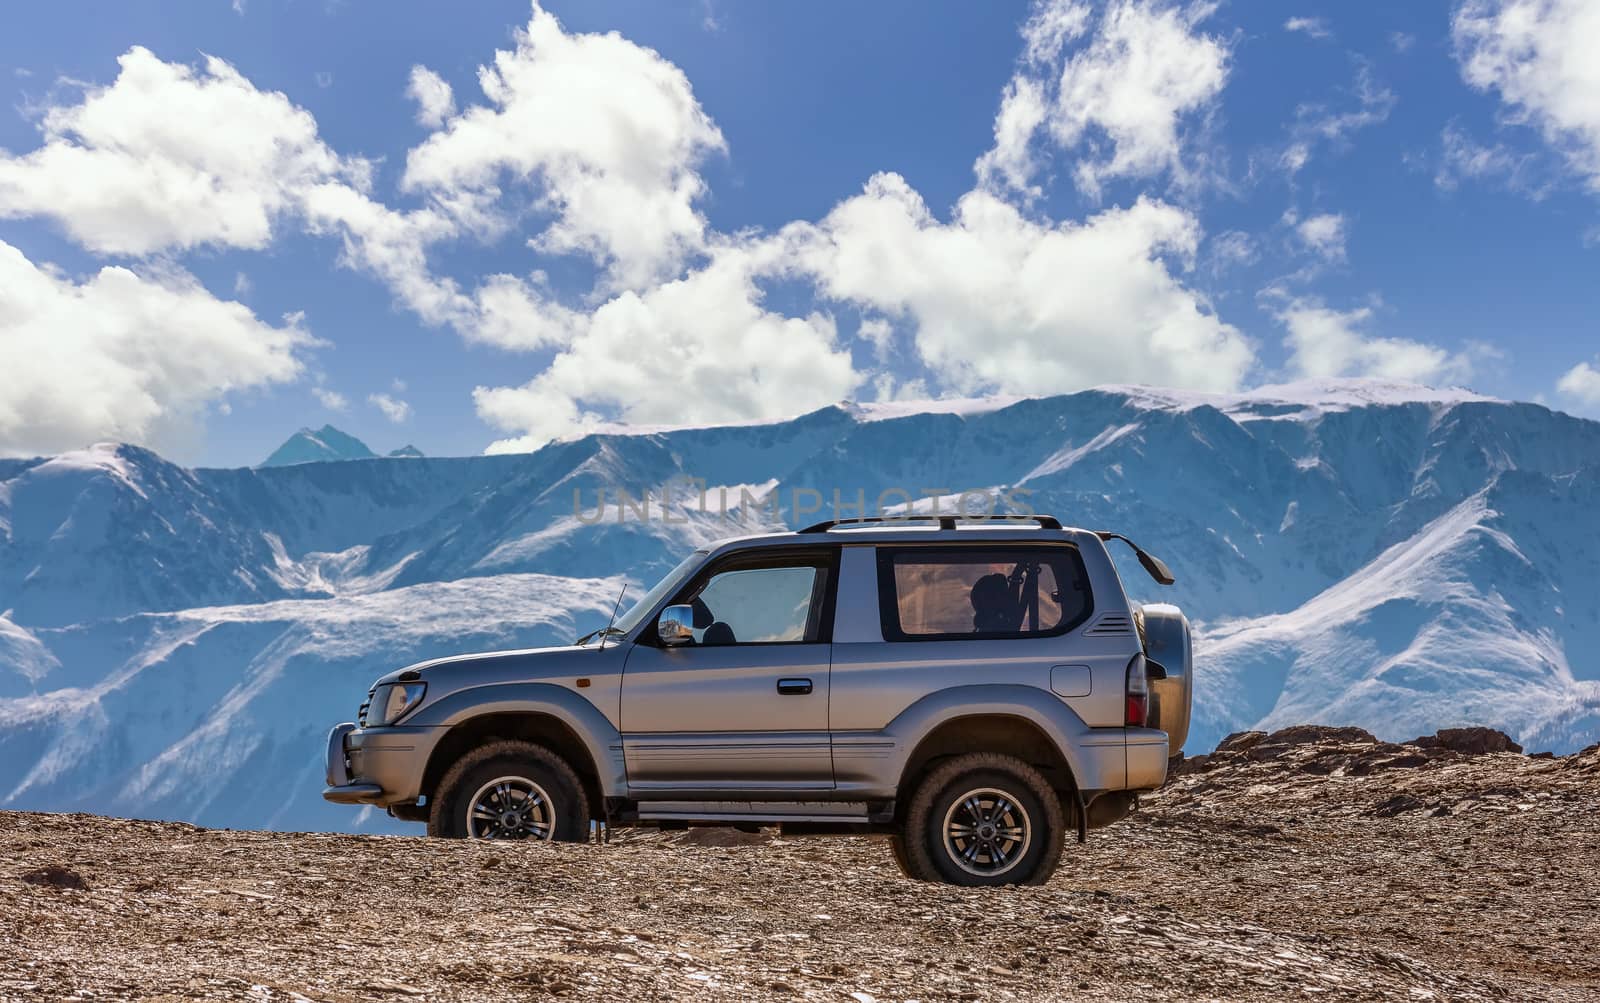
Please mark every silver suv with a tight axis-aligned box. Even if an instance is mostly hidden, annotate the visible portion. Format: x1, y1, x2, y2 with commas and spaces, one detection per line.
323, 515, 1192, 886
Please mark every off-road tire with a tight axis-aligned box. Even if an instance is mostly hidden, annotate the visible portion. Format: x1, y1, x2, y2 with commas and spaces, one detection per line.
886, 833, 936, 880
428, 740, 589, 841
902, 753, 1065, 886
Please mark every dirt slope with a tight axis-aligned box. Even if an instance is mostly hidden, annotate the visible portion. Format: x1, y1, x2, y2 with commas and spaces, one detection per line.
3, 727, 1596, 1002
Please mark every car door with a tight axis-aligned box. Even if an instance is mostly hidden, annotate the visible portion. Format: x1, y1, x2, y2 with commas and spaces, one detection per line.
620, 548, 837, 792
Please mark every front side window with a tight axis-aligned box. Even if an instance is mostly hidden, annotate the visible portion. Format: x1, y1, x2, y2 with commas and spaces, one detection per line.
878, 546, 1092, 641
612, 549, 708, 636
683, 563, 825, 645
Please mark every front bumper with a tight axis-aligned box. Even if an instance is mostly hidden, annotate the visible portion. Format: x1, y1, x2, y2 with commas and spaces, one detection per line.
321, 721, 446, 807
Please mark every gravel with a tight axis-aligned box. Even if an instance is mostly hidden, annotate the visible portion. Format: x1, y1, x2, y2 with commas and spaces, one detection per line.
3, 728, 1595, 1002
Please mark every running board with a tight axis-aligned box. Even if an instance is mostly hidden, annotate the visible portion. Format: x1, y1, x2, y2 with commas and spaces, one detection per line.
635, 800, 874, 824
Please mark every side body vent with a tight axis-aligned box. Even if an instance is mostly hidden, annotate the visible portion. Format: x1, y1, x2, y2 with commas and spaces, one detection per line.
1084, 612, 1134, 637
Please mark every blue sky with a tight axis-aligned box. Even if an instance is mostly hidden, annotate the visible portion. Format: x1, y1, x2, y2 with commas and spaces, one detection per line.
1, 0, 1597, 466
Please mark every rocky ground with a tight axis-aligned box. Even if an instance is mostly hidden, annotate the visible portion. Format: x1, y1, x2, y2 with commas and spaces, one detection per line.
3, 726, 1597, 1002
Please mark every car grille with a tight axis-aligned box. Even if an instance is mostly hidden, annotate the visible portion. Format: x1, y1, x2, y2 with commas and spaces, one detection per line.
357, 687, 375, 727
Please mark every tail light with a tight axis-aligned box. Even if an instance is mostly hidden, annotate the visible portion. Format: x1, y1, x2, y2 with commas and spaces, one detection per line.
1125, 653, 1149, 727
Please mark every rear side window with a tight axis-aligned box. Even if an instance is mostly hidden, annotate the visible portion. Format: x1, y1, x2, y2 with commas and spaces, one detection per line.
876, 546, 1093, 641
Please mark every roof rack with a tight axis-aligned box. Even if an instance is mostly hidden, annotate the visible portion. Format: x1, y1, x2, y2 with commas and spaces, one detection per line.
798, 514, 1064, 533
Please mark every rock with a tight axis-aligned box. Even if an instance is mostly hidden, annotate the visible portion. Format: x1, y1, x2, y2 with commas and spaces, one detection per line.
1370, 795, 1426, 818
1409, 728, 1523, 755
19, 864, 88, 890
1263, 725, 1379, 747
1214, 731, 1267, 754
671, 826, 771, 847
1349, 753, 1432, 775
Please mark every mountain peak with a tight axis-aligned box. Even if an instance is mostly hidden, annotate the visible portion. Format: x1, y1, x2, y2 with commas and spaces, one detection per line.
260, 425, 377, 467
388, 445, 424, 458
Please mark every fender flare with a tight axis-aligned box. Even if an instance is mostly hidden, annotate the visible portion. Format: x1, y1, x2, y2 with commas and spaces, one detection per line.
876, 684, 1100, 792
410, 683, 628, 799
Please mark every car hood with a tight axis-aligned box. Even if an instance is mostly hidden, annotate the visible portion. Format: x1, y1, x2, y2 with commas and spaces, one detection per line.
371, 643, 629, 689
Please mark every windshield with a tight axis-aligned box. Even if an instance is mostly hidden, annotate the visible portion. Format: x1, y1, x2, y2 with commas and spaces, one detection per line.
605, 549, 709, 638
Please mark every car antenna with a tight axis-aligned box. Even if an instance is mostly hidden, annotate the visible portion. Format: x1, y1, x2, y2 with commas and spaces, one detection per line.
597, 583, 627, 651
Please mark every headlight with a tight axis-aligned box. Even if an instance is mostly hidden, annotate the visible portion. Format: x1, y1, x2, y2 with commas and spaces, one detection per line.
367, 682, 426, 726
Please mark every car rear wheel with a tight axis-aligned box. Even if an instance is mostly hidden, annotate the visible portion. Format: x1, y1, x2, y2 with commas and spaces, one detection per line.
901, 753, 1065, 886
428, 740, 589, 841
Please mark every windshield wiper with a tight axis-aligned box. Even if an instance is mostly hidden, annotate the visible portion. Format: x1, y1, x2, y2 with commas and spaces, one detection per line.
574, 626, 627, 646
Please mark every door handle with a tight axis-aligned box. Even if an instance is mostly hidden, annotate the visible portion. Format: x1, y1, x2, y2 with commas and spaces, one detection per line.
776, 678, 813, 695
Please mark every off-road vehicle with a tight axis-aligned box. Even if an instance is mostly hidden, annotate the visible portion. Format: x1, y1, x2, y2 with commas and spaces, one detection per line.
324, 515, 1192, 885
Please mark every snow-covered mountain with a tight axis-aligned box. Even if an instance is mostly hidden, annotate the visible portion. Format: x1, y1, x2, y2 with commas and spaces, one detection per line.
1, 379, 1597, 832
260, 424, 379, 467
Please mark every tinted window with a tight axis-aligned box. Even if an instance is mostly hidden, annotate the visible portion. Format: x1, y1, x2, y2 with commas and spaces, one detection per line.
877, 546, 1092, 641
688, 565, 822, 645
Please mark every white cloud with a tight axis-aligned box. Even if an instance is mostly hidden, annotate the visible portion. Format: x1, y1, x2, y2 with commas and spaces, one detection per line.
1051, 0, 1230, 197
299, 184, 463, 324
699, 0, 721, 33
314, 71, 333, 89
870, 373, 930, 404
798, 173, 1254, 396
1453, 0, 1600, 191
975, 0, 1229, 198
1556, 358, 1600, 405
402, 2, 726, 289
1390, 32, 1416, 53
0, 0, 1264, 457
406, 66, 455, 128
1284, 17, 1331, 39
1281, 59, 1395, 175
1208, 229, 1257, 271
0, 46, 361, 256
974, 0, 1091, 195
857, 317, 897, 362
301, 182, 584, 353
1019, 0, 1093, 64
468, 272, 584, 350
474, 238, 862, 450
1435, 122, 1550, 195
0, 240, 309, 456
1295, 212, 1347, 260
368, 392, 412, 423
474, 168, 1260, 449
314, 387, 349, 411
1276, 298, 1474, 384
233, 271, 252, 296
974, 76, 1053, 198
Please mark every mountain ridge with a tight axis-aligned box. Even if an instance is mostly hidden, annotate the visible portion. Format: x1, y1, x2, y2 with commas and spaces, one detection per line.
0, 379, 1597, 831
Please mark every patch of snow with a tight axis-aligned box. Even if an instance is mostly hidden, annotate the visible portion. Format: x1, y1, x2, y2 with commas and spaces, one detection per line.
1100, 378, 1500, 422
1020, 424, 1142, 484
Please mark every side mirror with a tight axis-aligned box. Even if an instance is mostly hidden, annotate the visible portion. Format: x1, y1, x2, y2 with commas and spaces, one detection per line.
657, 605, 695, 646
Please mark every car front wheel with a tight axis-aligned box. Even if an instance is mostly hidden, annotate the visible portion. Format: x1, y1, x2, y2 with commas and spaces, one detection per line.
900, 753, 1065, 886
428, 740, 589, 841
